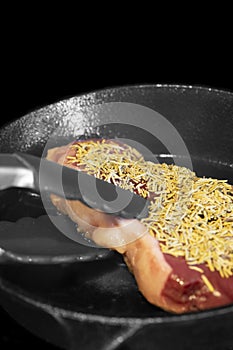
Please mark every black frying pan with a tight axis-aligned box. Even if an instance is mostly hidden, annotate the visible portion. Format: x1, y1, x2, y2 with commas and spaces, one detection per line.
0, 85, 233, 350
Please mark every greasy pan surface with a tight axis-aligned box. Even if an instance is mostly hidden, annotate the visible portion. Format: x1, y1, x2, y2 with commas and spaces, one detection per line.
0, 85, 233, 350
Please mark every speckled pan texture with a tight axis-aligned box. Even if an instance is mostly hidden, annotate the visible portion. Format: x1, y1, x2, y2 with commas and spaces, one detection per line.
0, 85, 233, 350
0, 85, 232, 164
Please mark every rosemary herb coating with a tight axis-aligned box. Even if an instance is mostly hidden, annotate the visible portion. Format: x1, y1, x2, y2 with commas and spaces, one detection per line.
47, 139, 233, 313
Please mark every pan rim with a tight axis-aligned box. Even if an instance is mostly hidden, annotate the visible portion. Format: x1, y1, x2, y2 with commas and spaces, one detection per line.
28, 83, 233, 112
0, 84, 232, 134
2, 83, 233, 125
22, 82, 233, 121
1, 275, 233, 326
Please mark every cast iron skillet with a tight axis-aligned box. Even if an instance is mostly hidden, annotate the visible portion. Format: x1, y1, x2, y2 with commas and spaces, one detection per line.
0, 85, 233, 350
